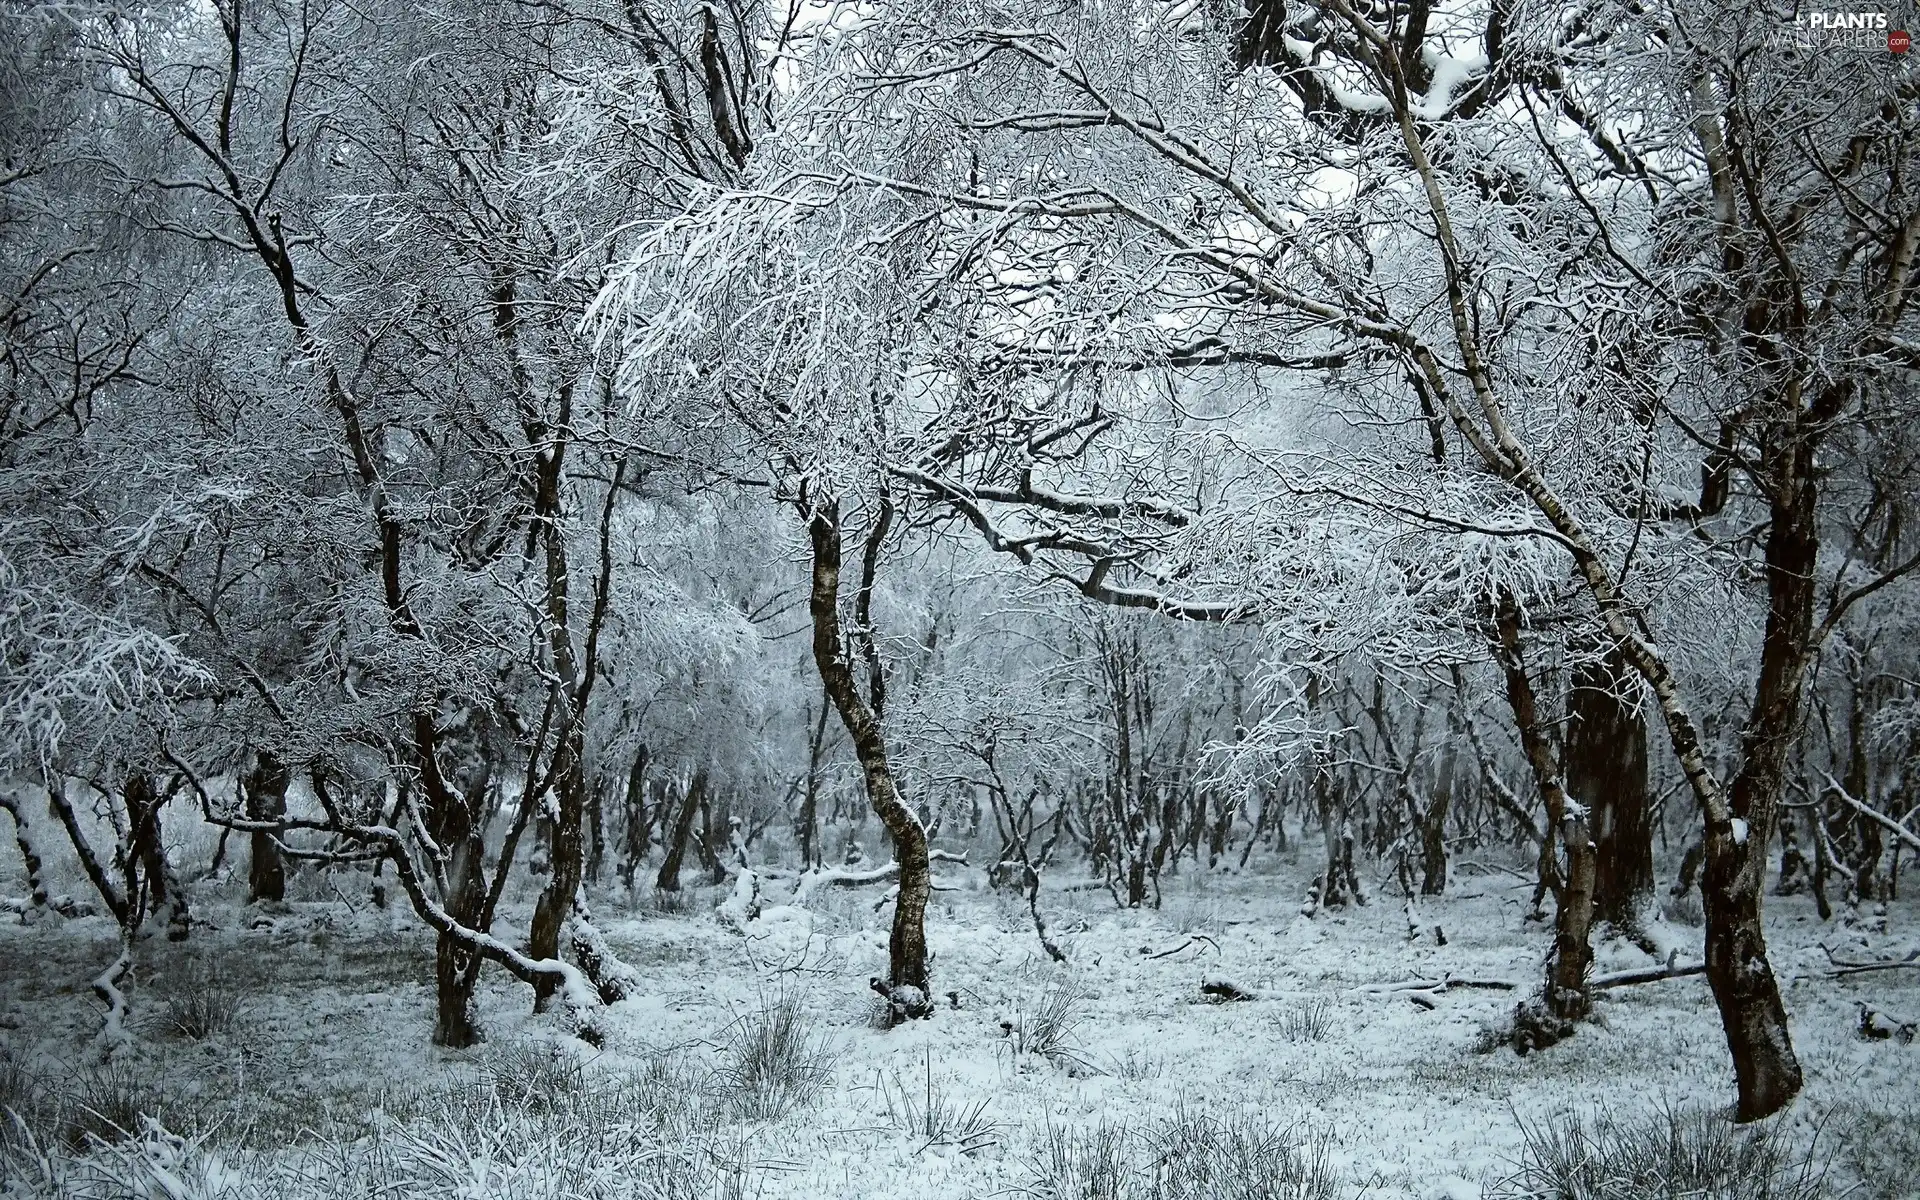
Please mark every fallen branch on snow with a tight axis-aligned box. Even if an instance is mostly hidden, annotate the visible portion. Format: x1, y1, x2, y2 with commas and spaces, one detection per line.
1357, 976, 1520, 996
1824, 944, 1920, 978
1591, 953, 1707, 989
1146, 934, 1219, 960
790, 850, 968, 905
568, 899, 641, 1004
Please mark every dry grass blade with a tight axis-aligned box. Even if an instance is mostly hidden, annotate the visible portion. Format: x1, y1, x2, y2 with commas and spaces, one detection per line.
881, 1051, 997, 1155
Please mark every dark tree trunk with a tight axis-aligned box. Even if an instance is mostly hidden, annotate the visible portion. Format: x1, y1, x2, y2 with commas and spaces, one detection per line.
1842, 680, 1881, 903
1705, 436, 1814, 1122
1565, 647, 1653, 930
656, 773, 705, 893
128, 774, 189, 942
243, 751, 289, 904
434, 923, 484, 1048
798, 692, 830, 870
618, 746, 652, 893
1808, 806, 1833, 918
530, 728, 587, 1010
1420, 751, 1454, 896
805, 495, 931, 1014
586, 773, 606, 886
424, 758, 490, 1048
1774, 818, 1810, 896
1310, 767, 1357, 908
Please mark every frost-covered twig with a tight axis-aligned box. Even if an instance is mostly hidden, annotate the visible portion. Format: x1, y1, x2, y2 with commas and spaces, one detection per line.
1822, 772, 1920, 854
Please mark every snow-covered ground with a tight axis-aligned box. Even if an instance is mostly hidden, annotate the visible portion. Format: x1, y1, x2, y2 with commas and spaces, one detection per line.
1, 854, 1916, 1198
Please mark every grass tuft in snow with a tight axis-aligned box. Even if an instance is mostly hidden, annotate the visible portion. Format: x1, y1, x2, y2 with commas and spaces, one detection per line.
0, 1045, 54, 1160
1034, 1116, 1135, 1200
54, 1058, 172, 1149
880, 1051, 997, 1155
1007, 978, 1092, 1072
1277, 998, 1334, 1043
1030, 1108, 1337, 1200
477, 1040, 588, 1116
1492, 1104, 1827, 1200
161, 962, 248, 1040
1101, 1047, 1164, 1081
712, 993, 835, 1121
1144, 1106, 1338, 1200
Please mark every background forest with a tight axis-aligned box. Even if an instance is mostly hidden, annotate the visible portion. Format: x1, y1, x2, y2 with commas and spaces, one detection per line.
3, 0, 1920, 1196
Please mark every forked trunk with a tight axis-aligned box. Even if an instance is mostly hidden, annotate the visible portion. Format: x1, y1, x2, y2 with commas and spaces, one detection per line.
656, 773, 705, 893
805, 496, 931, 1012
425, 758, 490, 1048
433, 930, 484, 1048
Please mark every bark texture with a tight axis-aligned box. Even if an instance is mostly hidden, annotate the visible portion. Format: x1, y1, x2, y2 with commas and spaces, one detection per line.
1564, 648, 1653, 930
243, 751, 289, 904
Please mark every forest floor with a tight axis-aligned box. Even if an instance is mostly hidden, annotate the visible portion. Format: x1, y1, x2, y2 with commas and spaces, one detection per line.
1, 845, 1917, 1199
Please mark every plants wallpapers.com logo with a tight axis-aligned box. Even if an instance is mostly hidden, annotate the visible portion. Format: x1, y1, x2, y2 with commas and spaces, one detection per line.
1772, 12, 1912, 51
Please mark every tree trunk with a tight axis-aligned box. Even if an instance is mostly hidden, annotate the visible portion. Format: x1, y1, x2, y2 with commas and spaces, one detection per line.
1706, 437, 1815, 1122
1420, 750, 1454, 896
805, 496, 931, 1015
529, 727, 587, 1010
426, 762, 490, 1048
434, 925, 484, 1049
1565, 647, 1653, 930
618, 746, 652, 894
243, 751, 289, 904
799, 691, 830, 870
0, 790, 50, 920
1493, 591, 1592, 1024
656, 772, 705, 893
586, 773, 606, 886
